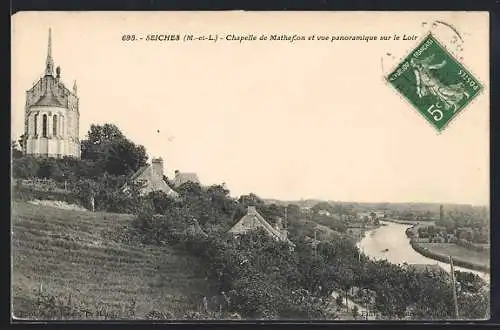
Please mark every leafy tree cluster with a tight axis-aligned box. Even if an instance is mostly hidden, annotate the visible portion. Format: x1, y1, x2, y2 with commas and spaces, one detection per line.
417, 225, 489, 245
434, 209, 490, 242
132, 186, 489, 320
12, 124, 150, 213
80, 124, 147, 176
133, 210, 331, 319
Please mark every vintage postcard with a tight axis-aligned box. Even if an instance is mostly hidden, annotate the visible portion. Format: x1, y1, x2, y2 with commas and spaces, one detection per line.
11, 11, 490, 321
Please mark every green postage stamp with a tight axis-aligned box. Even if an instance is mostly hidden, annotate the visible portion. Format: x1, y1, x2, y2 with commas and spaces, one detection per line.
387, 33, 483, 132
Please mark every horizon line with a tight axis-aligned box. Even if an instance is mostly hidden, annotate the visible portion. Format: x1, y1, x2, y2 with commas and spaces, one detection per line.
258, 196, 489, 208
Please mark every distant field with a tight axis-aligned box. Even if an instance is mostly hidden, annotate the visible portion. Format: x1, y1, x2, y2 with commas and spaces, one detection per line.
11, 201, 212, 320
414, 242, 490, 269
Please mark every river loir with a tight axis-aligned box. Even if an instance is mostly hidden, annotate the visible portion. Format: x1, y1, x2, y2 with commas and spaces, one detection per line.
357, 221, 490, 283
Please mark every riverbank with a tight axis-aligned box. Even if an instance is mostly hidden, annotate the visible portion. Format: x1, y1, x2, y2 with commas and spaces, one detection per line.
347, 224, 383, 244
410, 240, 490, 272
403, 223, 490, 273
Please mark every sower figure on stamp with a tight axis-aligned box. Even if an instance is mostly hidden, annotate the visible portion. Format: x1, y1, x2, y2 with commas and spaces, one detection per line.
411, 55, 469, 112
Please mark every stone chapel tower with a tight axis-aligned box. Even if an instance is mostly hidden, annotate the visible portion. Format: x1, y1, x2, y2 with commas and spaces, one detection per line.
23, 28, 81, 158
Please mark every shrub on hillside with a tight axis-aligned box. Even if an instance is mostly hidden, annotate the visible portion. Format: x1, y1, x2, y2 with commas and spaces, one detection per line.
32, 289, 122, 320
134, 200, 155, 228
132, 201, 165, 241
70, 176, 144, 214
12, 155, 102, 184
131, 200, 192, 245
12, 185, 80, 205
36, 158, 65, 180
146, 191, 177, 214
98, 188, 143, 214
228, 271, 285, 319
72, 179, 100, 208
12, 157, 39, 179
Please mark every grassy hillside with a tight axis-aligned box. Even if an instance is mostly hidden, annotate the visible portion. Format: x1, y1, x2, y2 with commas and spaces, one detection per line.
12, 201, 212, 320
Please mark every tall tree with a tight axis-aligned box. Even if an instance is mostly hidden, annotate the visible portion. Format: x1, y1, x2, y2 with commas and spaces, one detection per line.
238, 193, 264, 207
80, 123, 147, 176
12, 156, 39, 178
83, 124, 125, 148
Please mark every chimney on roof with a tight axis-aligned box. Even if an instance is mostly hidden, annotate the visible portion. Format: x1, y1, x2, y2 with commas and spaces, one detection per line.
151, 157, 164, 178
175, 169, 180, 177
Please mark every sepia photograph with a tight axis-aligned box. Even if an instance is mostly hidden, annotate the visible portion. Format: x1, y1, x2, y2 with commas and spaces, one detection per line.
11, 11, 490, 321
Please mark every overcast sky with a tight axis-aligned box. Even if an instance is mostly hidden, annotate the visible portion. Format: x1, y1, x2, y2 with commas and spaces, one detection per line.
11, 11, 490, 205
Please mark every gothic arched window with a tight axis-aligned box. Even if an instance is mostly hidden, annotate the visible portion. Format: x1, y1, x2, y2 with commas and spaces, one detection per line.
53, 115, 58, 136
33, 114, 38, 136
42, 114, 48, 137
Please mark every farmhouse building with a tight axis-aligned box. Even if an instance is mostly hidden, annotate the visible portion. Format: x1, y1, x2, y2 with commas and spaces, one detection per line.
172, 170, 200, 187
122, 157, 179, 198
228, 206, 295, 248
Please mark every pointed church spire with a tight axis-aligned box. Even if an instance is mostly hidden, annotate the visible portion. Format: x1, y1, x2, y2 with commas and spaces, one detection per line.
45, 28, 54, 76
73, 80, 78, 94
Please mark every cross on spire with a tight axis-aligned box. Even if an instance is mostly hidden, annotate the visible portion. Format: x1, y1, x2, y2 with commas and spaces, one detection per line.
45, 28, 54, 76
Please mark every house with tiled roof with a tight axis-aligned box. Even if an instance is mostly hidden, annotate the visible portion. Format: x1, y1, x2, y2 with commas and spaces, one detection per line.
228, 206, 295, 248
122, 158, 179, 198
172, 170, 200, 188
